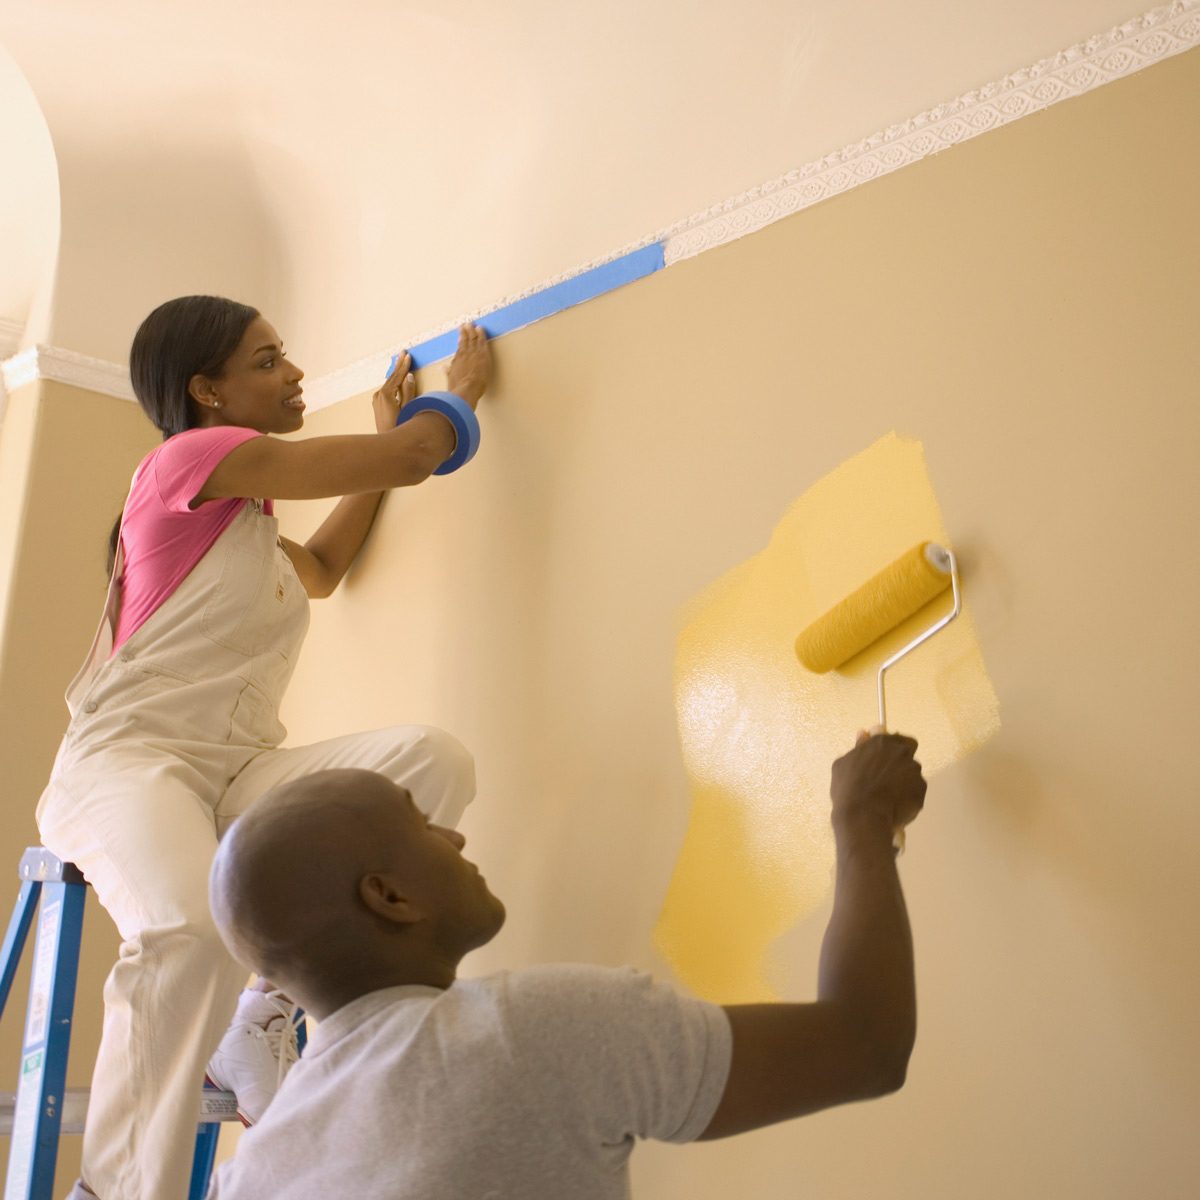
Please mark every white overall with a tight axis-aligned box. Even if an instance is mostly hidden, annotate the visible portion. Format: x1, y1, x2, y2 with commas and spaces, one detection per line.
36, 498, 474, 1200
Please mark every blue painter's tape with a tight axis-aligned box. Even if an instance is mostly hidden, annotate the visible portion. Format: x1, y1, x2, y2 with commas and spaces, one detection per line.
387, 242, 665, 376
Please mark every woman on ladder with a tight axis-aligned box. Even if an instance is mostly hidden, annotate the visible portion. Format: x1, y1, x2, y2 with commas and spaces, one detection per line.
35, 295, 490, 1199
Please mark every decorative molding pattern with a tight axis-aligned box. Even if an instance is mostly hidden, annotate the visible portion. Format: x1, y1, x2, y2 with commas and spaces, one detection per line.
660, 0, 1200, 266
2, 1, 1196, 413
299, 354, 396, 414
1, 344, 134, 401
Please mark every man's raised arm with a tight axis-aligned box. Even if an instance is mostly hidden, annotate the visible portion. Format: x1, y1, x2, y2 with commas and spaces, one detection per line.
700, 730, 927, 1140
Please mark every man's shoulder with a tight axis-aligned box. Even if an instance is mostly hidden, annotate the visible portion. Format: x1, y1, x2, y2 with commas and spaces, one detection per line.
451, 963, 705, 1037
335, 967, 693, 1052
460, 963, 644, 1003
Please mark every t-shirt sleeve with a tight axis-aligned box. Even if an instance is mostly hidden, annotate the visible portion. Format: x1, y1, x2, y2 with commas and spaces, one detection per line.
152, 426, 264, 514
504, 964, 732, 1145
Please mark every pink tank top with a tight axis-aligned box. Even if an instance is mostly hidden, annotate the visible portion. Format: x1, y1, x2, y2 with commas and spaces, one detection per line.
112, 426, 274, 651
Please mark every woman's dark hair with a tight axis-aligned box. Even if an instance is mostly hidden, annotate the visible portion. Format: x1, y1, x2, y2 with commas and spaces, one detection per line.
107, 295, 259, 573
130, 295, 260, 439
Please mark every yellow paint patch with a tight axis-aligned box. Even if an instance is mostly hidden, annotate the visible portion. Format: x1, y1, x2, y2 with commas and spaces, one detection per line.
655, 433, 1000, 1002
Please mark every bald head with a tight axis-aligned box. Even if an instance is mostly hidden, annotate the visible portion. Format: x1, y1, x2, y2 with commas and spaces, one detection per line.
210, 769, 504, 1013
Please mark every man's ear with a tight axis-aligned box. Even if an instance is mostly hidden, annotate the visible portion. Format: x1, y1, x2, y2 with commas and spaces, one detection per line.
359, 872, 422, 925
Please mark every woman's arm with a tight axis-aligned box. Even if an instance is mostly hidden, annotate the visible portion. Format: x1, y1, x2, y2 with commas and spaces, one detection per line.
274, 349, 416, 598
277, 496, 385, 598
251, 327, 491, 598
273, 351, 414, 598
196, 325, 491, 506
195, 416, 454, 503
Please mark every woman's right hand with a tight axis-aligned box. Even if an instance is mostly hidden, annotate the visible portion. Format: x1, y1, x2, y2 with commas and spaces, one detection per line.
445, 323, 492, 409
373, 351, 417, 434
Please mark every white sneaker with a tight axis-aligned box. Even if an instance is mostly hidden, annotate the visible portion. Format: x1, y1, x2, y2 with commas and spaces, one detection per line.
206, 989, 302, 1125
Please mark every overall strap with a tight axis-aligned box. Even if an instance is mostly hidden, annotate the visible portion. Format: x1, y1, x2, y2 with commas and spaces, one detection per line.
64, 474, 137, 717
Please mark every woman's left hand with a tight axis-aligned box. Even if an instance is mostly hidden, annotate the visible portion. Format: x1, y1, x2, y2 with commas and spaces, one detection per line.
373, 352, 417, 434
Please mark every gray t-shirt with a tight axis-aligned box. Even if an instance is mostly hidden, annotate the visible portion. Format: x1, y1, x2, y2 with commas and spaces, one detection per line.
209, 964, 732, 1200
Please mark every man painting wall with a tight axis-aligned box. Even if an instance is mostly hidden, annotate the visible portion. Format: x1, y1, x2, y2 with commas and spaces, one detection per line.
206, 728, 926, 1197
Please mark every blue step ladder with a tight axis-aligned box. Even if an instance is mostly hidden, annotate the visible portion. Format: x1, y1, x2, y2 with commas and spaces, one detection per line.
0, 848, 244, 1200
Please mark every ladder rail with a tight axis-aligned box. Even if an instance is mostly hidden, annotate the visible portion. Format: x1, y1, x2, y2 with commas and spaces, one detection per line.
3, 848, 277, 1200
4, 876, 87, 1200
0, 882, 40, 1022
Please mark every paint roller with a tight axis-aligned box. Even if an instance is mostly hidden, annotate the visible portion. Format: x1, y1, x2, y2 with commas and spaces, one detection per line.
795, 541, 962, 730
795, 542, 961, 853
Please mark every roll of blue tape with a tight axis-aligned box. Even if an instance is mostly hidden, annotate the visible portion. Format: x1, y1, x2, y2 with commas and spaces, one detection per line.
395, 390, 481, 475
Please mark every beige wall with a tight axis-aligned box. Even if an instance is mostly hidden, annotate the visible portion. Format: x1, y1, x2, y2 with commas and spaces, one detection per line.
275, 49, 1200, 1195
0, 381, 159, 1193
2, 46, 1197, 1197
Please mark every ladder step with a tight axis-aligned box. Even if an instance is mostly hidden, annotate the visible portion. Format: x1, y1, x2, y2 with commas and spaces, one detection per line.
0, 1087, 241, 1136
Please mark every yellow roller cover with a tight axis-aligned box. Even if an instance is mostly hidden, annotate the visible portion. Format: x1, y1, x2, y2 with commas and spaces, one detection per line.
794, 541, 952, 673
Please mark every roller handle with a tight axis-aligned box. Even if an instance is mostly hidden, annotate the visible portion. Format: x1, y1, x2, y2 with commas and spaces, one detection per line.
875, 545, 960, 731
874, 545, 960, 855
854, 726, 909, 856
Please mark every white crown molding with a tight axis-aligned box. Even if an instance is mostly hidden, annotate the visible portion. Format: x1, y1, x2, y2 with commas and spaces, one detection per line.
659, 0, 1200, 266
1, 345, 134, 401
3, 1, 1196, 414
299, 353, 398, 413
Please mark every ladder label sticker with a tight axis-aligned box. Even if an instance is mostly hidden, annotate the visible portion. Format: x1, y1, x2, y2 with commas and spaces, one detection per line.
25, 899, 60, 1046
4, 1052, 47, 1198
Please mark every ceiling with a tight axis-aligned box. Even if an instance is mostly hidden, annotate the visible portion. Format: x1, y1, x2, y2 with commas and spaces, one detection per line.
0, 1, 1159, 375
